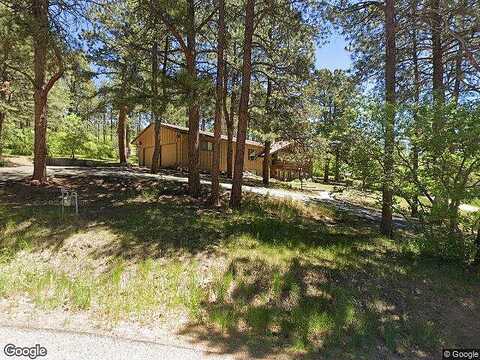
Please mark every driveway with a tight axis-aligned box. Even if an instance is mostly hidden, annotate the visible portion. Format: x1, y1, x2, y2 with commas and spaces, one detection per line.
0, 165, 425, 228
0, 165, 332, 202
0, 325, 231, 360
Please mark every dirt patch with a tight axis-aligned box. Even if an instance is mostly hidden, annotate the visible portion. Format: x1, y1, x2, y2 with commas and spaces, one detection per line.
1, 155, 33, 167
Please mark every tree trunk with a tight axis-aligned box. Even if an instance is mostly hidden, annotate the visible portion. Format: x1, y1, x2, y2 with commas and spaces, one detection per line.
151, 39, 160, 173
262, 140, 271, 185
33, 89, 48, 182
448, 200, 460, 235
324, 158, 330, 183
229, 0, 255, 208
31, 0, 49, 183
226, 123, 234, 178
453, 42, 463, 105
30, 0, 63, 183
102, 112, 106, 143
0, 112, 4, 158
110, 110, 113, 141
210, 0, 226, 206
151, 127, 162, 171
126, 122, 131, 160
118, 105, 128, 164
431, 0, 444, 131
186, 0, 200, 197
453, 0, 470, 101
262, 77, 272, 186
226, 71, 237, 179
430, 0, 447, 219
411, 7, 420, 218
380, 0, 396, 237
96, 119, 100, 141
334, 147, 340, 182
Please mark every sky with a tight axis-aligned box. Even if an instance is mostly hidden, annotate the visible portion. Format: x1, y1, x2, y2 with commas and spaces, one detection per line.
314, 33, 352, 71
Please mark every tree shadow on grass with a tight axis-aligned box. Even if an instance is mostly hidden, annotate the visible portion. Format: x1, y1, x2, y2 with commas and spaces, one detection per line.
86, 201, 226, 261
180, 243, 480, 359
1, 176, 479, 360
0, 176, 208, 261
0, 172, 378, 263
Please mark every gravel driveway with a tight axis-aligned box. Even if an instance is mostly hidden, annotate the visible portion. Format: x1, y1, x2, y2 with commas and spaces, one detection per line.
0, 165, 332, 202
0, 165, 416, 228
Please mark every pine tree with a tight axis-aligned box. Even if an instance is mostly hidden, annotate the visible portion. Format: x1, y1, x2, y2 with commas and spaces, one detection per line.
229, 0, 255, 208
210, 0, 226, 205
380, 0, 397, 237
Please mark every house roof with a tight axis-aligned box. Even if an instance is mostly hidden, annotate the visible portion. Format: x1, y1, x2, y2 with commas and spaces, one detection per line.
131, 122, 264, 147
258, 140, 292, 156
270, 140, 292, 154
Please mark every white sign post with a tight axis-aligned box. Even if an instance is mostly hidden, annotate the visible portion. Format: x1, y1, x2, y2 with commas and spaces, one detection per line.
60, 188, 79, 217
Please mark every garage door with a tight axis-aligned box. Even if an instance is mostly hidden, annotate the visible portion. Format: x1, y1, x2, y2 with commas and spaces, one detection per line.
161, 143, 177, 167
144, 147, 154, 168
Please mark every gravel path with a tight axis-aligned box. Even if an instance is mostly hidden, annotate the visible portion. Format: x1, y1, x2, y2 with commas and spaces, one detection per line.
0, 325, 231, 360
0, 165, 416, 228
0, 165, 332, 202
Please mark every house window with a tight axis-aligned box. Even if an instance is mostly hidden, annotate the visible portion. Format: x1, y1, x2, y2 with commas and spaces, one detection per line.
200, 140, 213, 151
248, 149, 257, 161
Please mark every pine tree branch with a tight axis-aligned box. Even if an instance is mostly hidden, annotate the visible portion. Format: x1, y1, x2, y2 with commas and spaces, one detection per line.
448, 30, 480, 73
158, 11, 189, 56
45, 43, 65, 94
197, 7, 218, 32
4, 63, 34, 86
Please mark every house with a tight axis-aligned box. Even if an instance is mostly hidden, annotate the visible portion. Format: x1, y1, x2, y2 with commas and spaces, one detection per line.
132, 123, 264, 175
265, 141, 313, 181
131, 122, 310, 180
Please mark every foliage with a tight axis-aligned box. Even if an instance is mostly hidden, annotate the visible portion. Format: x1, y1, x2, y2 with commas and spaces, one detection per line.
4, 127, 34, 155
403, 230, 477, 263
348, 132, 382, 190
49, 114, 88, 159
47, 114, 118, 160
306, 69, 360, 182
83, 139, 117, 160
398, 103, 480, 233
0, 0, 478, 262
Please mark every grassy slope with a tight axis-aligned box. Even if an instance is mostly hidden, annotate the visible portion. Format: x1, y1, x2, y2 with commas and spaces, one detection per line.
0, 175, 478, 359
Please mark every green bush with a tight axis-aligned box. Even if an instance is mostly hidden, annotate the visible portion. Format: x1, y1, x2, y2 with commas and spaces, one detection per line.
4, 127, 33, 155
48, 114, 87, 158
48, 114, 116, 160
403, 229, 476, 263
83, 139, 116, 160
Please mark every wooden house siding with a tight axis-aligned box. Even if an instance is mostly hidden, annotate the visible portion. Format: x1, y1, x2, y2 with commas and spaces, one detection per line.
133, 124, 264, 174
270, 148, 313, 181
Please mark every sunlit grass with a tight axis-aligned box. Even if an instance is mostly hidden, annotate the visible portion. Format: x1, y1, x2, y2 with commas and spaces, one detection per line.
0, 257, 205, 323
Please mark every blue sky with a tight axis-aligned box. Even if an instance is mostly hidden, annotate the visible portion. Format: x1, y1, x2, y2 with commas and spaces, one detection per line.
315, 33, 351, 70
